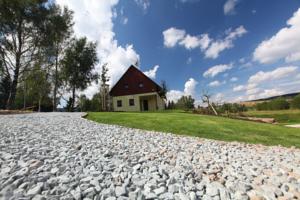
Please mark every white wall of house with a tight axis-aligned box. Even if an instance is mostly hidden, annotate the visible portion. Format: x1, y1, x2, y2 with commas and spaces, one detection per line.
112, 92, 165, 112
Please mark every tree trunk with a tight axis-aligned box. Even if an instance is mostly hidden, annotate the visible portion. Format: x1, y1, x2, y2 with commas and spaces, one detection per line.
23, 82, 26, 110
38, 97, 42, 112
53, 47, 59, 111
71, 86, 75, 112
6, 62, 20, 110
6, 22, 23, 110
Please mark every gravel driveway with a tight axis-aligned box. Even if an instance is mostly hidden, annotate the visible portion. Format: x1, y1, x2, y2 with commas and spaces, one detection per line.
0, 113, 299, 200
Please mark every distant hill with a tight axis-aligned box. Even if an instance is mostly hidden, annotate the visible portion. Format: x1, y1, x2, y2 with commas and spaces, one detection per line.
249, 92, 300, 102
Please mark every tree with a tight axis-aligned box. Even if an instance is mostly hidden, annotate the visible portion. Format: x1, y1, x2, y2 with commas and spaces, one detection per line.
176, 95, 195, 110
78, 94, 92, 112
0, 0, 54, 109
62, 37, 98, 111
291, 94, 300, 109
100, 63, 110, 111
158, 80, 168, 101
0, 63, 11, 109
25, 63, 51, 111
201, 90, 218, 115
91, 93, 102, 111
45, 5, 73, 111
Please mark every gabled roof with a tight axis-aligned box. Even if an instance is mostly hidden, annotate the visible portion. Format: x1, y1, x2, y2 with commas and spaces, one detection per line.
109, 65, 162, 96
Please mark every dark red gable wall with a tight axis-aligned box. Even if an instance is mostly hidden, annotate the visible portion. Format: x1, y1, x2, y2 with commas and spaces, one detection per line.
110, 66, 162, 96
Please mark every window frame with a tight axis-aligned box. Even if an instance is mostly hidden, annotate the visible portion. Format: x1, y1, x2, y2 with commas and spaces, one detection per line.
117, 100, 122, 107
129, 99, 135, 106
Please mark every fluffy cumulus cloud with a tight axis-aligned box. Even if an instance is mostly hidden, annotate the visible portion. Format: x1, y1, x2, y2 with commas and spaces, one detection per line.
203, 64, 233, 78
163, 27, 186, 48
224, 0, 239, 15
232, 66, 299, 101
184, 78, 198, 96
144, 65, 159, 79
208, 80, 222, 87
248, 66, 298, 84
167, 78, 198, 102
56, 0, 140, 98
205, 26, 247, 59
253, 8, 300, 64
233, 85, 245, 92
163, 26, 246, 59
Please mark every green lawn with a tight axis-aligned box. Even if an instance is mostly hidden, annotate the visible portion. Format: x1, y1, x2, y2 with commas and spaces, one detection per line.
87, 111, 300, 148
243, 109, 300, 125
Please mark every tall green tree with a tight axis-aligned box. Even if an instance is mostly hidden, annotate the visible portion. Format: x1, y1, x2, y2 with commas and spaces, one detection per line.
45, 5, 73, 111
0, 0, 53, 109
62, 37, 98, 111
176, 95, 195, 110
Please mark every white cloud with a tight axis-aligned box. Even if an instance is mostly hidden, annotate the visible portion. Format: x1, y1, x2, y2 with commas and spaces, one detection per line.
144, 65, 159, 79
163, 27, 186, 48
166, 90, 184, 102
233, 85, 245, 92
167, 78, 198, 102
248, 66, 298, 84
208, 80, 221, 87
184, 78, 198, 96
230, 77, 238, 82
203, 64, 233, 78
205, 26, 247, 59
253, 8, 300, 64
224, 0, 239, 15
56, 0, 140, 99
232, 66, 299, 101
134, 0, 150, 11
179, 34, 211, 50
162, 26, 246, 59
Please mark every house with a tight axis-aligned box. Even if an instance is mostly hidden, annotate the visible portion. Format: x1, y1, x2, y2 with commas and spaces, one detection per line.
109, 65, 165, 111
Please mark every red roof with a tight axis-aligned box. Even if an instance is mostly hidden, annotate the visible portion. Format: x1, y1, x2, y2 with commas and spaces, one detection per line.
109, 65, 162, 96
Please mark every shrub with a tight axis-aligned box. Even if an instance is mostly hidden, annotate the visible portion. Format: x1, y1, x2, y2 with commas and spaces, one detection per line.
291, 94, 300, 109
256, 98, 290, 110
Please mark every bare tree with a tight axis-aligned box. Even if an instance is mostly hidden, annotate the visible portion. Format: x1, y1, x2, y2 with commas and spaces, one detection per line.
201, 89, 218, 116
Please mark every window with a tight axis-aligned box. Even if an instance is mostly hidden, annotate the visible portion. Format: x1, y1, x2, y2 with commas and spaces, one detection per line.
129, 99, 134, 106
117, 100, 122, 107
124, 84, 129, 89
138, 82, 144, 88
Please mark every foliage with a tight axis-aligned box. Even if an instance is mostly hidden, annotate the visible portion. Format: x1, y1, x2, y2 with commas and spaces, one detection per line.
13, 64, 52, 111
158, 80, 168, 100
45, 5, 74, 111
77, 93, 102, 112
62, 37, 98, 111
88, 111, 300, 148
217, 103, 248, 115
0, 0, 55, 109
256, 98, 290, 111
175, 95, 195, 110
167, 100, 176, 109
291, 94, 300, 109
0, 74, 11, 109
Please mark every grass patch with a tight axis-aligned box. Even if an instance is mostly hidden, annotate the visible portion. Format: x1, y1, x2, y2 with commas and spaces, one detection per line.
243, 109, 300, 125
87, 111, 300, 148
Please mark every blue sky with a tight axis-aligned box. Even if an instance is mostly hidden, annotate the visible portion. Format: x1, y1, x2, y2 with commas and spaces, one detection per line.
56, 0, 300, 104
